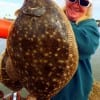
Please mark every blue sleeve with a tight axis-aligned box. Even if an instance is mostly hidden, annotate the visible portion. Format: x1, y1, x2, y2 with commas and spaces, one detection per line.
71, 20, 100, 59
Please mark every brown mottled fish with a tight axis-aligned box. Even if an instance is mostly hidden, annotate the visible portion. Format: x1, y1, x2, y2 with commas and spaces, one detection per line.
0, 0, 78, 100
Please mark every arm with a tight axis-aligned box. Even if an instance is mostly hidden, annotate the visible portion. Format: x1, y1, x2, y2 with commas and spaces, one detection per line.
71, 19, 100, 59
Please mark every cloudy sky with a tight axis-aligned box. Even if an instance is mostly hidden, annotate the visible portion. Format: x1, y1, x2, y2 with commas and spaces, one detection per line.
0, 0, 100, 19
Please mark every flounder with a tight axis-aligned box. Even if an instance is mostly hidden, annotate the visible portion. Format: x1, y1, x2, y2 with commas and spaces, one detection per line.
0, 0, 78, 99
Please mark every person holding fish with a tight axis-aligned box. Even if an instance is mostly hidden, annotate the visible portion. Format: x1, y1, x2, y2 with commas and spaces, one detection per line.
51, 0, 100, 100
0, 0, 99, 100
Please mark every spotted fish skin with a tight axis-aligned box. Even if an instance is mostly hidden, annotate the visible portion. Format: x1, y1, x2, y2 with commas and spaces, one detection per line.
1, 0, 78, 99
0, 50, 23, 91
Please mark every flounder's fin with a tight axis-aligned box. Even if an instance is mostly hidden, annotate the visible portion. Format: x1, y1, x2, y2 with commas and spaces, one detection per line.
0, 50, 23, 91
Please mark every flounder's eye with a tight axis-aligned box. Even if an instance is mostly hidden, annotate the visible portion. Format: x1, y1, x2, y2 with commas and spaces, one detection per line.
22, 7, 46, 17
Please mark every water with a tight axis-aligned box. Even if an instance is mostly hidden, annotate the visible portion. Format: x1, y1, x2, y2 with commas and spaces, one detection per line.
99, 27, 100, 48
0, 39, 6, 53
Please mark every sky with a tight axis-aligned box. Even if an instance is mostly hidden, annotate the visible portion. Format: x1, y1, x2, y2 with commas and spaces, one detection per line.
0, 0, 100, 19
